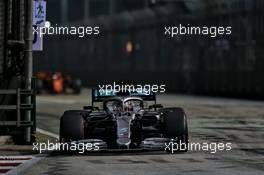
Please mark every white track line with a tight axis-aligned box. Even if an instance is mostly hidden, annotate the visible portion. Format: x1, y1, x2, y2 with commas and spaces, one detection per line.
36, 128, 59, 140
0, 160, 30, 164
0, 167, 14, 170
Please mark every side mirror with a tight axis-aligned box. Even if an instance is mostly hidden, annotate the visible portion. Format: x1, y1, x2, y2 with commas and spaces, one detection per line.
83, 106, 93, 110
149, 104, 163, 110
83, 106, 99, 111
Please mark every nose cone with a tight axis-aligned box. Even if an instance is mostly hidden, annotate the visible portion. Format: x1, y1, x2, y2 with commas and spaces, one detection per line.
117, 138, 131, 147
116, 114, 132, 147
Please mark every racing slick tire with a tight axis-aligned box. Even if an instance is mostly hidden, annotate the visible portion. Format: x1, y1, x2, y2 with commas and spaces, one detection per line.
161, 107, 188, 152
60, 110, 85, 142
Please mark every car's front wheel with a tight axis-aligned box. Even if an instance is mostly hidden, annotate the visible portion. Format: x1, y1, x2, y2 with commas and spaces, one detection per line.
60, 110, 85, 142
161, 107, 188, 152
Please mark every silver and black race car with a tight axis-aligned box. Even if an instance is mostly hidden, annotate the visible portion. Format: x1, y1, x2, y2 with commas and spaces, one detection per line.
59, 89, 188, 152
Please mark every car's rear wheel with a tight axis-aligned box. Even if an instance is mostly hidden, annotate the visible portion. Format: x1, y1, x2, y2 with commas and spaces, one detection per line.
60, 110, 85, 142
161, 107, 188, 152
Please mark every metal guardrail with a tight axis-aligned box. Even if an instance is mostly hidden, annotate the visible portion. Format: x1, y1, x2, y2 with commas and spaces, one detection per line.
0, 89, 36, 130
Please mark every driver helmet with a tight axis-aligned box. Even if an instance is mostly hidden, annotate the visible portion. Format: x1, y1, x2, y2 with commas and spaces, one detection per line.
124, 101, 134, 112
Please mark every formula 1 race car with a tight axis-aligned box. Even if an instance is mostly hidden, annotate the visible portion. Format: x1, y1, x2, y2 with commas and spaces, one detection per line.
36, 72, 82, 94
60, 89, 188, 152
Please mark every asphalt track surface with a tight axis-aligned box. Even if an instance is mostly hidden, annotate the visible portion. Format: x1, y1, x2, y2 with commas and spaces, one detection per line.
4, 89, 264, 175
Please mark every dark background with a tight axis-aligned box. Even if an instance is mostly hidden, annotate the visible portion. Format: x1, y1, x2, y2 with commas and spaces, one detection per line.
1, 0, 264, 98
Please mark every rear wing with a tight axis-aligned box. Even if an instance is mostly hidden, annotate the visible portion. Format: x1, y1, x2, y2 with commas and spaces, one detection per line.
92, 88, 156, 105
